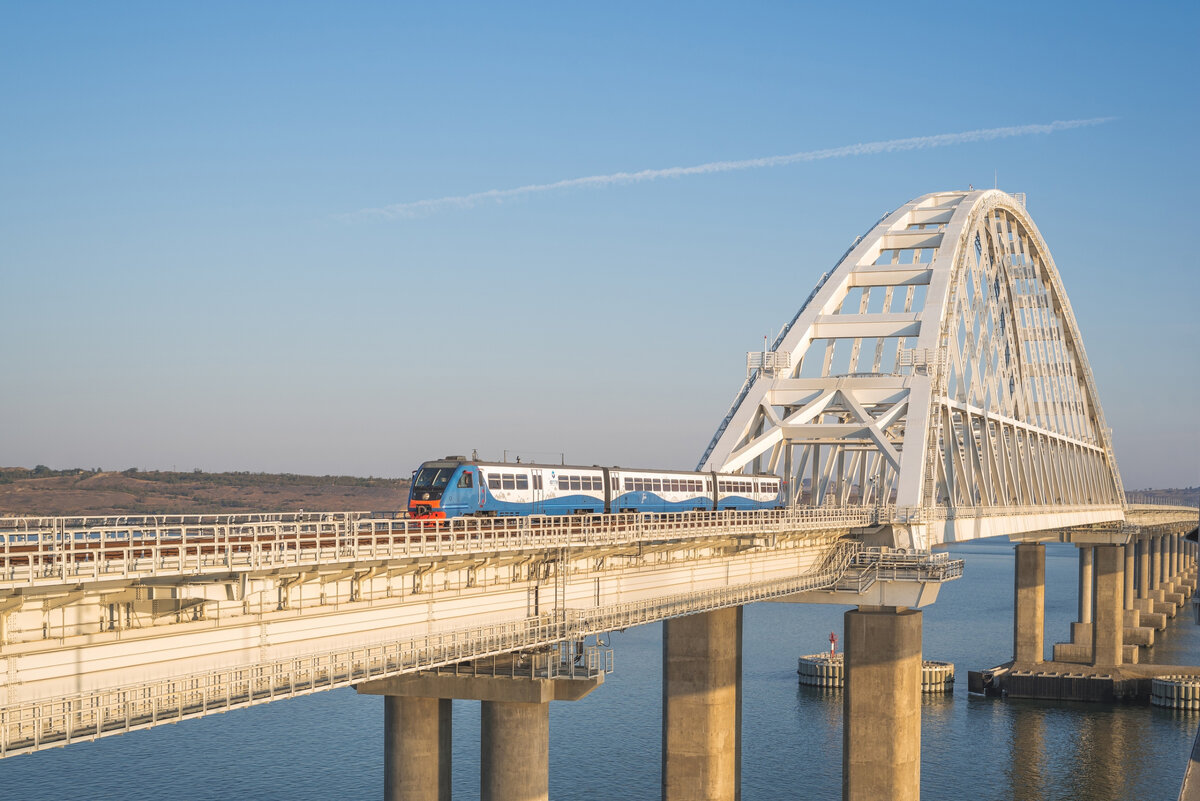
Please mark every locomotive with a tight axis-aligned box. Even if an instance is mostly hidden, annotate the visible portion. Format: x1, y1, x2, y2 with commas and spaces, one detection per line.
407, 456, 784, 519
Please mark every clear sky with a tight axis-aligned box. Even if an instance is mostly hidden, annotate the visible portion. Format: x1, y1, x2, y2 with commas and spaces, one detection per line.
2, 2, 1197, 489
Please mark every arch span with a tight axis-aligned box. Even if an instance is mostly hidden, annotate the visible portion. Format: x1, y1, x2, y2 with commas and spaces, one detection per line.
700, 190, 1125, 546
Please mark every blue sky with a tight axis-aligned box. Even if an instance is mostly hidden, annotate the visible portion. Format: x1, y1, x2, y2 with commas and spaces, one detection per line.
2, 1, 1197, 489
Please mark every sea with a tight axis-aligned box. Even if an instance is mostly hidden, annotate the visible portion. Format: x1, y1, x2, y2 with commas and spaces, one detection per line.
1, 539, 1197, 800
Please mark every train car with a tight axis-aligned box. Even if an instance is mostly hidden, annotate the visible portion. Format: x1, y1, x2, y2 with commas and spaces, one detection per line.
407, 456, 784, 519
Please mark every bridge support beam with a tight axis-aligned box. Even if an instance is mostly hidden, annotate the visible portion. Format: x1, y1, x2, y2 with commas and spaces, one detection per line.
843, 606, 921, 801
1092, 544, 1124, 667
383, 696, 452, 801
1013, 544, 1044, 664
662, 606, 742, 801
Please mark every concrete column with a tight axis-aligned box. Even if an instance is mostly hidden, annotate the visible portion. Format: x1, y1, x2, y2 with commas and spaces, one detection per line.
1078, 547, 1094, 625
1138, 537, 1151, 600
1092, 544, 1124, 666
662, 607, 742, 801
1171, 533, 1180, 579
1153, 535, 1163, 590
1014, 543, 1045, 664
843, 606, 922, 801
384, 696, 452, 801
1123, 542, 1135, 612
481, 700, 549, 801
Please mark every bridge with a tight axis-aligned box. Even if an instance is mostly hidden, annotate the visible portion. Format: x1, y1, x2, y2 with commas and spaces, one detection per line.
1, 190, 1196, 801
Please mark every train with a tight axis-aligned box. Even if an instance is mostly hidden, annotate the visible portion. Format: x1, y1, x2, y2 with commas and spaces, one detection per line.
407, 456, 784, 519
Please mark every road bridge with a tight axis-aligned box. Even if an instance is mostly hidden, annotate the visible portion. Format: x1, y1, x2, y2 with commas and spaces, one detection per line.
2, 189, 1197, 801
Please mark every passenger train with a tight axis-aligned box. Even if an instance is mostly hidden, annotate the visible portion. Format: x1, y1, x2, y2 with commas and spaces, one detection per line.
407, 456, 784, 519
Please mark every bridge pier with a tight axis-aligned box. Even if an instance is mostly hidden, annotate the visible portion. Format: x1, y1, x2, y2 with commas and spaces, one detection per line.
662, 606, 742, 801
1013, 543, 1044, 664
1092, 544, 1124, 666
358, 662, 604, 801
1066, 546, 1094, 653
843, 605, 921, 801
481, 700, 549, 801
383, 697, 452, 801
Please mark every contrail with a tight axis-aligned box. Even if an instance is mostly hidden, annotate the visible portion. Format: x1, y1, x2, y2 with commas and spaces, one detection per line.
349, 118, 1113, 219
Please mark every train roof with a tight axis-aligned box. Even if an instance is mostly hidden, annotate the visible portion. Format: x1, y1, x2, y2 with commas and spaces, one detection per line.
415, 457, 778, 478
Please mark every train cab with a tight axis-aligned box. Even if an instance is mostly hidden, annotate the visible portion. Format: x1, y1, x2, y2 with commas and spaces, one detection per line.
408, 457, 478, 518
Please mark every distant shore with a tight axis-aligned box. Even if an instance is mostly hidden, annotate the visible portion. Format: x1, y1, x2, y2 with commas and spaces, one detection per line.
0, 467, 411, 516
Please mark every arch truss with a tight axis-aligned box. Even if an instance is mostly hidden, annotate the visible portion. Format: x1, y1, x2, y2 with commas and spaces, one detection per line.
700, 190, 1125, 546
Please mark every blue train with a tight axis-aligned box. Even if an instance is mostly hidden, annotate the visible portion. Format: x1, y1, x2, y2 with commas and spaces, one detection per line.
407, 456, 784, 519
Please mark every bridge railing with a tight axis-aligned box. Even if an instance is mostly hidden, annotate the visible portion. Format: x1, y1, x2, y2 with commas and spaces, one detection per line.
0, 508, 881, 588
0, 502, 1134, 588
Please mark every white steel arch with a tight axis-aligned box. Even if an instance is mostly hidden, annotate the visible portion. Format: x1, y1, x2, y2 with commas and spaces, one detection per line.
700, 190, 1125, 545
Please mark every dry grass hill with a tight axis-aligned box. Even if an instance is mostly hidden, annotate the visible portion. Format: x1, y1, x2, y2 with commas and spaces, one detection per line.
0, 467, 411, 517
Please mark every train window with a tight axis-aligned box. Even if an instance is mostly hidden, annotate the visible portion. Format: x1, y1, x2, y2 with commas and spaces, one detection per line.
624, 478, 633, 491
516, 475, 529, 490
533, 475, 543, 490
502, 474, 516, 490
488, 475, 501, 490
653, 479, 662, 492
590, 477, 600, 490
458, 472, 473, 488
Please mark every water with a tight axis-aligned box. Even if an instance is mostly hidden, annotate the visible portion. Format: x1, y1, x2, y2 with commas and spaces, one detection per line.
1, 541, 1196, 800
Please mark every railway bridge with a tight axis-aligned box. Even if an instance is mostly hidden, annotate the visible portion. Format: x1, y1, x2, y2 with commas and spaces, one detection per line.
1, 190, 1196, 801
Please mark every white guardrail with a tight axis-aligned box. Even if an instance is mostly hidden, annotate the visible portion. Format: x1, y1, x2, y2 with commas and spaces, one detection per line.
0, 508, 881, 588
0, 503, 1137, 590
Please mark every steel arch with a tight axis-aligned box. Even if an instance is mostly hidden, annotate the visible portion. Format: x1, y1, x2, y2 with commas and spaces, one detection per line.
700, 190, 1125, 545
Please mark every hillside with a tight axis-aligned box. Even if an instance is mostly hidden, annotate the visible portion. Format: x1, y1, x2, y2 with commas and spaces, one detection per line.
0, 467, 411, 517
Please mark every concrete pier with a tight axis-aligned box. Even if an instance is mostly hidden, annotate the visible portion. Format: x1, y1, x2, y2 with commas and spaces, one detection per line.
1078, 546, 1094, 625
359, 662, 604, 801
662, 607, 742, 801
1014, 543, 1045, 664
383, 696, 452, 801
1138, 536, 1151, 601
481, 701, 549, 801
1124, 542, 1135, 612
843, 606, 922, 801
1092, 544, 1124, 666
1152, 535, 1163, 596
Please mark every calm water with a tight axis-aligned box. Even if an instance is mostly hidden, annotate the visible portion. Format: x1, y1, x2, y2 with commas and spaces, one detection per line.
1, 540, 1197, 800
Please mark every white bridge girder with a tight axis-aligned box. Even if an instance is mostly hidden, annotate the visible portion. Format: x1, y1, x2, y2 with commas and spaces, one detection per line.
700, 190, 1126, 545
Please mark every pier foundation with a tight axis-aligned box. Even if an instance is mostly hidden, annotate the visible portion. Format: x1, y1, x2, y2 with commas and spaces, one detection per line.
382, 696, 452, 801
662, 606, 742, 801
843, 606, 921, 801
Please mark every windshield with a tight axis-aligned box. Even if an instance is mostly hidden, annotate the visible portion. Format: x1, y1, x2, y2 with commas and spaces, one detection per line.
414, 466, 456, 490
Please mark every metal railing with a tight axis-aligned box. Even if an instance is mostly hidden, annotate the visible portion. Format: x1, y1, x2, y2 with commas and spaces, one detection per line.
0, 503, 1139, 589
0, 508, 880, 589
